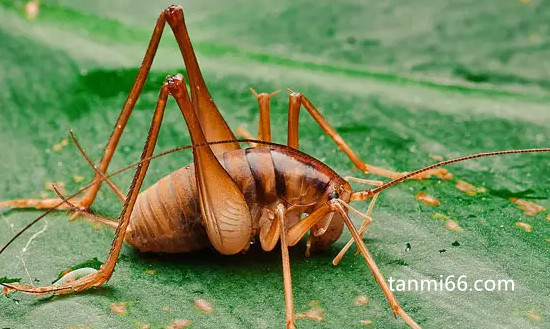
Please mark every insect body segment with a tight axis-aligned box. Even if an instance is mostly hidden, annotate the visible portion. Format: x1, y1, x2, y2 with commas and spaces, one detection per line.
126, 145, 351, 255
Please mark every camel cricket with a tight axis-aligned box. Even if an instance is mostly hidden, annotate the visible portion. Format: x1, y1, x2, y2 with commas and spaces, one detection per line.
0, 5, 548, 329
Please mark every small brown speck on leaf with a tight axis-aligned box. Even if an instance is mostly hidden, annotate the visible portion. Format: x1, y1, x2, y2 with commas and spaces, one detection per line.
138, 323, 150, 329
110, 302, 128, 316
361, 320, 374, 325
430, 154, 443, 161
162, 306, 171, 312
510, 198, 546, 216
165, 319, 192, 329
415, 192, 440, 206
296, 300, 324, 322
515, 222, 532, 233
24, 1, 39, 20
455, 181, 486, 196
52, 138, 69, 152
445, 219, 463, 232
431, 212, 451, 221
527, 309, 542, 322
45, 181, 66, 195
545, 238, 550, 244
546, 214, 550, 222
354, 295, 369, 306
194, 299, 214, 314
145, 269, 157, 275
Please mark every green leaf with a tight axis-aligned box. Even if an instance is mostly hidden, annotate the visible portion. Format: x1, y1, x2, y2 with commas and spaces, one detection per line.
0, 277, 22, 284
0, 1, 549, 329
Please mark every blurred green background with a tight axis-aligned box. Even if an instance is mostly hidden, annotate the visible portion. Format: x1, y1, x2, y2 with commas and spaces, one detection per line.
0, 1, 549, 328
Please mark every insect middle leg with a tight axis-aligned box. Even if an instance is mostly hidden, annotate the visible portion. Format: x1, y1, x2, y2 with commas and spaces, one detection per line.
286, 91, 450, 180
235, 88, 279, 146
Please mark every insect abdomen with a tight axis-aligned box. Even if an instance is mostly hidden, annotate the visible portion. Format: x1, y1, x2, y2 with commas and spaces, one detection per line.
125, 164, 209, 253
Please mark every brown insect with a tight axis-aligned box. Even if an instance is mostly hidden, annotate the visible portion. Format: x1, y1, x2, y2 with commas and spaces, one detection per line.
0, 6, 548, 329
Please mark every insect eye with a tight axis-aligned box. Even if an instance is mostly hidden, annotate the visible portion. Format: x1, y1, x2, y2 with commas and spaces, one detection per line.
328, 191, 339, 200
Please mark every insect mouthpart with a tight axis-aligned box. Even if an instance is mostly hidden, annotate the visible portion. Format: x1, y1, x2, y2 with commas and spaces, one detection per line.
328, 191, 339, 200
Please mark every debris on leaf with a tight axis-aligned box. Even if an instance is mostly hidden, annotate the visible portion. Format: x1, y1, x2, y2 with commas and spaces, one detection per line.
194, 299, 214, 314
415, 192, 440, 206
360, 320, 374, 326
165, 319, 191, 329
515, 222, 532, 233
430, 154, 443, 161
510, 198, 546, 216
53, 257, 103, 283
110, 302, 128, 316
451, 240, 460, 247
73, 175, 86, 183
162, 306, 171, 312
546, 214, 550, 222
432, 213, 451, 221
445, 219, 463, 232
137, 323, 150, 329
296, 300, 324, 322
52, 138, 69, 152
45, 181, 66, 195
53, 268, 97, 285
24, 1, 39, 20
405, 242, 411, 252
526, 309, 542, 322
439, 249, 446, 253
354, 295, 369, 306
145, 269, 157, 275
455, 181, 486, 196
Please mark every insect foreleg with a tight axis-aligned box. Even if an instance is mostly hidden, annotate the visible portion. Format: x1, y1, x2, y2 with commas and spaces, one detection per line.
276, 204, 297, 329
332, 178, 383, 265
286, 203, 332, 247
332, 200, 422, 329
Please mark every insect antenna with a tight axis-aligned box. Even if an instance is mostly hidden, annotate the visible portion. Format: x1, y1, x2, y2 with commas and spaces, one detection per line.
0, 138, 273, 260
69, 130, 126, 202
351, 147, 550, 201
